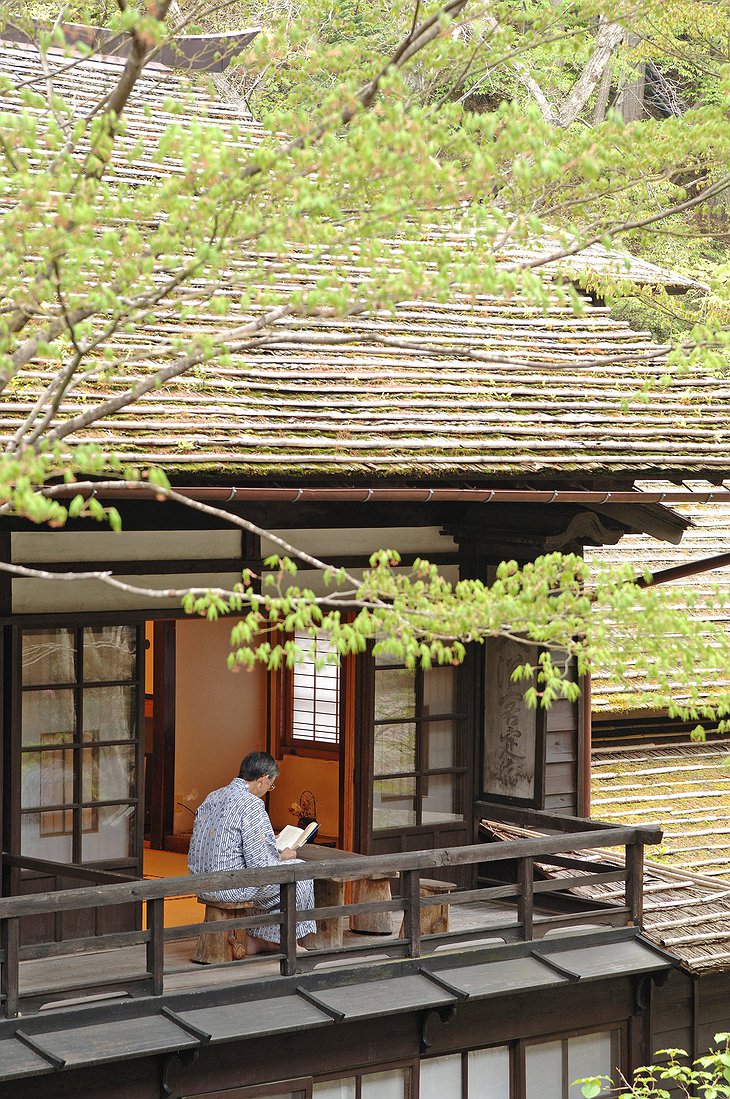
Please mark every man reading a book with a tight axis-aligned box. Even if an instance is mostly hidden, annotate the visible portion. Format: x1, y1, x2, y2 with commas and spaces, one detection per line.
188, 752, 316, 955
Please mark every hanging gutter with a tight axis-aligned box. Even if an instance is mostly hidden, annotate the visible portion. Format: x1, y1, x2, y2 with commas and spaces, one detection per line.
43, 485, 730, 506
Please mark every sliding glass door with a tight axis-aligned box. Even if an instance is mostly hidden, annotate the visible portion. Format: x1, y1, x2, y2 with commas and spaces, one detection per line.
17, 625, 143, 870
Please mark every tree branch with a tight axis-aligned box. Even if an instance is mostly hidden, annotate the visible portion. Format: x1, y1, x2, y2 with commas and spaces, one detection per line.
512, 174, 730, 272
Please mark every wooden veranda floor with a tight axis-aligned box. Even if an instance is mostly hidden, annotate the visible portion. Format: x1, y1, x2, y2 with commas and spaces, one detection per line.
19, 899, 573, 1008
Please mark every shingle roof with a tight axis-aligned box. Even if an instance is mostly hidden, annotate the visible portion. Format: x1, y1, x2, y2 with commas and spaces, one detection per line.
1, 39, 726, 481
580, 854, 730, 975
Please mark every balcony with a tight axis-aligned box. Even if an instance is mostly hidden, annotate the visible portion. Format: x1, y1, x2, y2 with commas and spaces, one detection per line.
0, 804, 662, 1022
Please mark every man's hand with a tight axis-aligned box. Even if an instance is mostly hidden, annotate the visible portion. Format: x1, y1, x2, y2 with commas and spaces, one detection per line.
279, 847, 297, 860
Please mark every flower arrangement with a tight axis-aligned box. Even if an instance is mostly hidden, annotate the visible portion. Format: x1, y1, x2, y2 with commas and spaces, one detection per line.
288, 790, 317, 828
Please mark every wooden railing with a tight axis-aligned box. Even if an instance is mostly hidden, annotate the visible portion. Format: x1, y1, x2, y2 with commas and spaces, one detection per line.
0, 819, 660, 1018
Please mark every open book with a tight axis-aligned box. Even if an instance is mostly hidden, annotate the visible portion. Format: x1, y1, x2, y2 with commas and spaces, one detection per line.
276, 821, 319, 852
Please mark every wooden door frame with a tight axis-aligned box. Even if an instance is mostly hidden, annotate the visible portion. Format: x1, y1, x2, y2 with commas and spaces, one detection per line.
148, 619, 176, 850
339, 647, 356, 851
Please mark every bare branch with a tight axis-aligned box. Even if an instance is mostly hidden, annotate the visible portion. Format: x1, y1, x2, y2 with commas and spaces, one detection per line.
513, 174, 730, 272
0, 558, 361, 604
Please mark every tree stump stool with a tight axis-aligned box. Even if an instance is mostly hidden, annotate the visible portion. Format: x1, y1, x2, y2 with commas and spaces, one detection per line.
399, 878, 457, 938
302, 876, 348, 950
191, 897, 254, 964
349, 873, 399, 934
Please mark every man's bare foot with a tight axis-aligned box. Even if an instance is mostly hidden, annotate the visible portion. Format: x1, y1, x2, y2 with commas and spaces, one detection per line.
245, 936, 280, 956
245, 937, 310, 957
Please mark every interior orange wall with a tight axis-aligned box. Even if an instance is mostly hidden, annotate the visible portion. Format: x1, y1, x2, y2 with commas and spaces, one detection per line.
172, 619, 340, 842
268, 754, 340, 840
173, 618, 266, 833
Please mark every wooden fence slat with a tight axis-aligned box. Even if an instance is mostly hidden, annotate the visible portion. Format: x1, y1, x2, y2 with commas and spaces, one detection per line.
281, 881, 298, 977
146, 898, 165, 997
0, 918, 18, 1019
626, 842, 644, 924
517, 856, 534, 940
402, 869, 421, 958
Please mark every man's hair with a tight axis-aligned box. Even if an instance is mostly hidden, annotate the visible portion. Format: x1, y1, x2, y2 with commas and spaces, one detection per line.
239, 751, 279, 782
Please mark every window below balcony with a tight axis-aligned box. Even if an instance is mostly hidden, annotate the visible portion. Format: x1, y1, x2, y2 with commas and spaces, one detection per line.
420, 1029, 620, 1099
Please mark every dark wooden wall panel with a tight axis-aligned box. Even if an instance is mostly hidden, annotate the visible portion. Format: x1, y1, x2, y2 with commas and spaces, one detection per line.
698, 972, 730, 1050
545, 728, 575, 761
544, 761, 576, 793
545, 699, 578, 734
542, 792, 575, 813
651, 969, 693, 1059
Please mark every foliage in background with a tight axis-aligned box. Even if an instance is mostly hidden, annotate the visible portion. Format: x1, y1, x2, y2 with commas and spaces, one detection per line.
579, 1033, 730, 1098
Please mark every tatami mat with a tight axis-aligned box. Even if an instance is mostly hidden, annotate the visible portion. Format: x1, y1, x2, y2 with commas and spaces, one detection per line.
143, 847, 200, 928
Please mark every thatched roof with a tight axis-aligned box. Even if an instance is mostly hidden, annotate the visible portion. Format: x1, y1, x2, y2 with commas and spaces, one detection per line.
591, 741, 730, 882
1, 38, 725, 481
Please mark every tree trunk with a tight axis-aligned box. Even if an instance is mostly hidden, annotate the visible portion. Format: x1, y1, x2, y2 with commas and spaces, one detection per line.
616, 33, 645, 122
593, 63, 612, 124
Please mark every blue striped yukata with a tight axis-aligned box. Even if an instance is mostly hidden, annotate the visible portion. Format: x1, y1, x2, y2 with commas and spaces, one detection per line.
188, 777, 316, 943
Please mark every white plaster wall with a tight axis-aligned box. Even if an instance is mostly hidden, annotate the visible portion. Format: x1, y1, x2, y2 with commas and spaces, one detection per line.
261, 525, 456, 557
173, 618, 266, 833
12, 529, 241, 563
13, 571, 243, 613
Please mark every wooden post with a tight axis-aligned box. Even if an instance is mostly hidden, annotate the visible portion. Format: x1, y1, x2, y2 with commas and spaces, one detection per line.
146, 898, 165, 997
517, 856, 534, 940
0, 917, 19, 1018
149, 621, 176, 850
401, 869, 421, 957
280, 881, 298, 977
626, 842, 644, 925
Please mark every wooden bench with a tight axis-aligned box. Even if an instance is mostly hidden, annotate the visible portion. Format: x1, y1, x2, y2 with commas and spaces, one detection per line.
191, 897, 254, 964
399, 878, 457, 938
